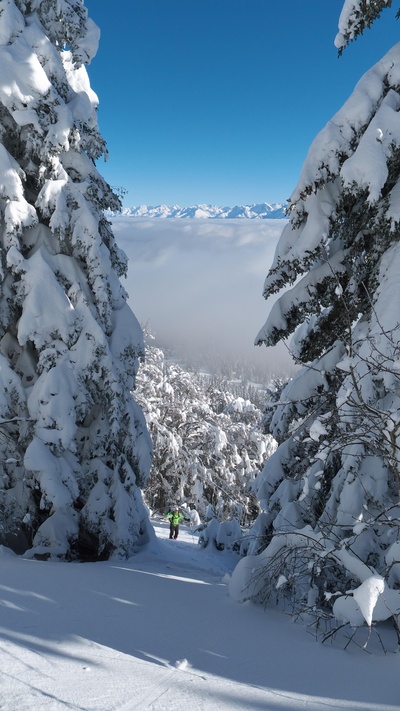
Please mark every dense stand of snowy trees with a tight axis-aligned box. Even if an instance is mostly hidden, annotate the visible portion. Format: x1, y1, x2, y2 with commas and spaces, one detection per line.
231, 1, 400, 639
0, 0, 152, 559
5, 0, 400, 652
136, 338, 276, 523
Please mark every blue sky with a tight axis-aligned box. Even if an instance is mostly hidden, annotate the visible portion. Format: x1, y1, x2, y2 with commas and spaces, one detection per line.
84, 1, 400, 208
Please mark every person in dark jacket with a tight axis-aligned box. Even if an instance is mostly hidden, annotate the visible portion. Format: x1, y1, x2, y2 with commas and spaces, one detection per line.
166, 507, 184, 539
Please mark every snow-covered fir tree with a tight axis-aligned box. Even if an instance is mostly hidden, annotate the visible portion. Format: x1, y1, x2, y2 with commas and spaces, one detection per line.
0, 0, 152, 559
135, 338, 276, 523
231, 1, 400, 637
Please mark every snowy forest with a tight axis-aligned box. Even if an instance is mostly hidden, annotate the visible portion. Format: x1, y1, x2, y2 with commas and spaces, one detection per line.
1, 0, 400, 654
136, 334, 276, 522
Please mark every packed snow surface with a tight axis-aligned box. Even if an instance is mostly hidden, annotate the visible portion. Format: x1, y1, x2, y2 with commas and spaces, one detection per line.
0, 518, 398, 711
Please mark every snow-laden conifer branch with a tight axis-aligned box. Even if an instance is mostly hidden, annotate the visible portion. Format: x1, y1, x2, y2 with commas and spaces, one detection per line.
0, 0, 152, 559
335, 0, 393, 54
232, 2, 400, 646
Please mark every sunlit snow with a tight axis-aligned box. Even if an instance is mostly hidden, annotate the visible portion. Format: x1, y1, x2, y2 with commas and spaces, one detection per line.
0, 518, 398, 711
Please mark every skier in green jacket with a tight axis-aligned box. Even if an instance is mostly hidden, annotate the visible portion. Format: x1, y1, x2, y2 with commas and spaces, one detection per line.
166, 507, 185, 539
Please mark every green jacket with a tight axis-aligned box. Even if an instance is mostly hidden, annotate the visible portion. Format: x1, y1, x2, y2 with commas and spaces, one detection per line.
166, 511, 184, 526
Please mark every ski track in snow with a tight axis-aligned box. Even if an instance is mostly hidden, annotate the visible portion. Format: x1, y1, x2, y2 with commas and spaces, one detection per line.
0, 519, 398, 710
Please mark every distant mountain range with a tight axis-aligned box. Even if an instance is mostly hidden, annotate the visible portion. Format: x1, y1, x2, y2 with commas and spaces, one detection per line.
107, 202, 288, 220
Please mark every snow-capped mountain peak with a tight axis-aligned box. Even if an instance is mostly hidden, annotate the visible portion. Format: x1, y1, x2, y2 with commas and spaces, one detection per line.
108, 202, 287, 219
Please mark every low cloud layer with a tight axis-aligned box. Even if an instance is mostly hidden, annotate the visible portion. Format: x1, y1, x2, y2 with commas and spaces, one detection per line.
113, 217, 294, 381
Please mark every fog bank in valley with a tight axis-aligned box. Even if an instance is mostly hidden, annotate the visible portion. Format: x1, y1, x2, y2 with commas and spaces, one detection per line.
113, 217, 294, 382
